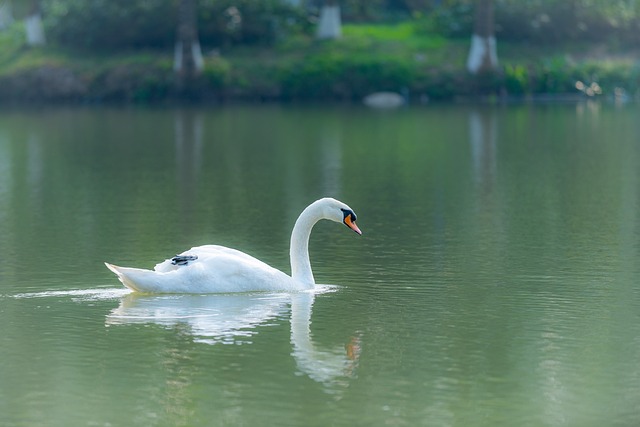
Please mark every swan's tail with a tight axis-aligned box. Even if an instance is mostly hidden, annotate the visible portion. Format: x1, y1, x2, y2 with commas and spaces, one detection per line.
105, 262, 156, 293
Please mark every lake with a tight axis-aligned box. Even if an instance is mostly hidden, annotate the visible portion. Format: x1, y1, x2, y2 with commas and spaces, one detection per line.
0, 103, 639, 427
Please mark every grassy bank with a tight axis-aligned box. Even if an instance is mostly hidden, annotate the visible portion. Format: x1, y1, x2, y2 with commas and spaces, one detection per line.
1, 21, 639, 104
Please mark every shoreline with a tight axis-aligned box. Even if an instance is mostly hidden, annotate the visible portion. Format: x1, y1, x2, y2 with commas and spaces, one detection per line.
1, 41, 639, 106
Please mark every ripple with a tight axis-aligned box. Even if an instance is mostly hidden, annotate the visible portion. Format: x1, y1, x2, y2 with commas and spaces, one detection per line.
11, 288, 131, 301
9, 284, 338, 301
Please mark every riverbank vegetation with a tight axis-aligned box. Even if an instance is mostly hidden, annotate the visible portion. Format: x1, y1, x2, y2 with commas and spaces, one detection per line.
1, 0, 639, 103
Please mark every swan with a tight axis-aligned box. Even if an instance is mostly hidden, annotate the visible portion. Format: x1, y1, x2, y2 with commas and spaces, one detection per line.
105, 197, 361, 293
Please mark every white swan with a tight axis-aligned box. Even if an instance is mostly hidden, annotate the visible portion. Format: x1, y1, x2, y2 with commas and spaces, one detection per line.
105, 197, 361, 293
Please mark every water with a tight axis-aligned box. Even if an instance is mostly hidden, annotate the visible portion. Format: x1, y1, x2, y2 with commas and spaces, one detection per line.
0, 103, 639, 426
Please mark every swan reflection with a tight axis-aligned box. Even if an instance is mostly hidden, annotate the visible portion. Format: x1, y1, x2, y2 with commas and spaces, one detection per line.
106, 293, 289, 345
106, 288, 360, 385
290, 292, 360, 385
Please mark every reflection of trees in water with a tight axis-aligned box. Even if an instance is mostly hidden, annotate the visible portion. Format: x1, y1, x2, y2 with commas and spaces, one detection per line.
465, 108, 506, 277
318, 122, 343, 196
0, 128, 48, 285
469, 109, 497, 192
0, 130, 15, 284
174, 110, 203, 235
172, 106, 348, 217
282, 110, 345, 225
462, 106, 640, 421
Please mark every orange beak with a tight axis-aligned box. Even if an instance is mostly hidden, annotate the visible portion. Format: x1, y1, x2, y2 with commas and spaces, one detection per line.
344, 214, 362, 235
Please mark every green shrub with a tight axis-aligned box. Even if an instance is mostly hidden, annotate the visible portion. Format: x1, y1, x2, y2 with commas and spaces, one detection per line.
543, 58, 579, 93
279, 54, 414, 100
503, 64, 529, 94
202, 56, 231, 90
499, 57, 640, 97
413, 67, 463, 100
87, 63, 172, 102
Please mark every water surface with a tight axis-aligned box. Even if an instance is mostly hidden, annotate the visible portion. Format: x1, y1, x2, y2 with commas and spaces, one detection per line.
0, 103, 639, 426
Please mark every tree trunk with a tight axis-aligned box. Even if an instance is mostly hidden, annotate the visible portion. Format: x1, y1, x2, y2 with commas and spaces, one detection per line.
316, 0, 341, 40
25, 0, 45, 46
466, 0, 498, 74
174, 0, 203, 92
0, 1, 14, 30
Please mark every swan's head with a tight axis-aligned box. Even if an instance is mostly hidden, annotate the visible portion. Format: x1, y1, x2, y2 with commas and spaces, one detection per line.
318, 198, 362, 235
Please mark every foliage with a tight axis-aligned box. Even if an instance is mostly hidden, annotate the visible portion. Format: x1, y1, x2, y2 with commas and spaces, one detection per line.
202, 55, 231, 89
339, 0, 388, 21
198, 0, 312, 47
422, 0, 474, 37
501, 56, 640, 96
495, 0, 640, 45
76, 54, 174, 102
279, 54, 415, 100
427, 0, 640, 45
42, 0, 311, 50
43, 0, 176, 49
0, 22, 24, 69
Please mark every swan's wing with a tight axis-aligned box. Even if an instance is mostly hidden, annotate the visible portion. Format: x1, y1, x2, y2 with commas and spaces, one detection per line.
154, 245, 258, 273
142, 245, 295, 293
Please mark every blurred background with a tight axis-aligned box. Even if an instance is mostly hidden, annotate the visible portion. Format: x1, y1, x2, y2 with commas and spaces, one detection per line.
0, 0, 639, 103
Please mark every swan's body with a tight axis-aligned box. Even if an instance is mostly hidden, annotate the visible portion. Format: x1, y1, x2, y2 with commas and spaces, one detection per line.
105, 198, 361, 293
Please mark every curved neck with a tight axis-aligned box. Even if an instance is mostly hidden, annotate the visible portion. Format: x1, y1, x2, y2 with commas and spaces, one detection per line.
290, 201, 324, 286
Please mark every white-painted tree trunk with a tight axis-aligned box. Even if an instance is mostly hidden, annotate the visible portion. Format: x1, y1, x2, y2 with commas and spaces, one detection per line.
25, 12, 45, 46
316, 5, 341, 39
173, 41, 204, 73
466, 34, 497, 74
467, 0, 497, 74
175, 0, 203, 93
0, 1, 14, 30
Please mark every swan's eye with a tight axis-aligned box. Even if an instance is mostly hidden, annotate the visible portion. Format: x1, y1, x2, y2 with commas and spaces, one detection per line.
341, 208, 357, 222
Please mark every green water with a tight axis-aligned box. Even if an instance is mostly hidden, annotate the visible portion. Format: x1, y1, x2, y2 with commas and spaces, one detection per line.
0, 104, 639, 427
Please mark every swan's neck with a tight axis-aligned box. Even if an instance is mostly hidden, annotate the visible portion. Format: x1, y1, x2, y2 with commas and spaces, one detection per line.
290, 202, 324, 286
